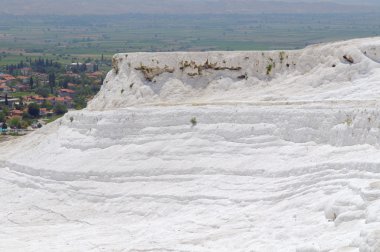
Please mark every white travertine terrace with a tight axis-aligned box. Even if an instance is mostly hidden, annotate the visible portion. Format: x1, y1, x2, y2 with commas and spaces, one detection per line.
1, 37, 380, 251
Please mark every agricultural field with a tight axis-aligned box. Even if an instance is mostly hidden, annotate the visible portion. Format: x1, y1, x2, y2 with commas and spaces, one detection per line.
0, 13, 379, 66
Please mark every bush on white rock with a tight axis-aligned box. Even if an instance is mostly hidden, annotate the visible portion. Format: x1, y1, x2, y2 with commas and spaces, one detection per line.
1, 37, 380, 251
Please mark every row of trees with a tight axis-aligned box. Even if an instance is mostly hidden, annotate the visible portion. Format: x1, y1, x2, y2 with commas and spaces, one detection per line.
31, 58, 61, 73
27, 102, 67, 117
4, 58, 62, 75
5, 61, 27, 74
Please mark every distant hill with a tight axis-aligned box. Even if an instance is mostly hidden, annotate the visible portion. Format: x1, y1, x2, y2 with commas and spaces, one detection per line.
1, 0, 378, 15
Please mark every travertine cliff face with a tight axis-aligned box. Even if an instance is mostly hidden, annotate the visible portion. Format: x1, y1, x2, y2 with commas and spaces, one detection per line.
1, 38, 380, 251
89, 37, 380, 109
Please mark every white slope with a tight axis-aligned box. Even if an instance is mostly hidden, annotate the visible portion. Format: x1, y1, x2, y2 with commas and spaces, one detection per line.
1, 37, 380, 251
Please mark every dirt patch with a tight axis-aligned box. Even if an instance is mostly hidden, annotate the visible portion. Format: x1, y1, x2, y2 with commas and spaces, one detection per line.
180, 59, 242, 77
135, 64, 175, 82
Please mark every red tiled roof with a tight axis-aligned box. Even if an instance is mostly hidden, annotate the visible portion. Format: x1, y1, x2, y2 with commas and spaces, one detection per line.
0, 74, 13, 78
60, 88, 75, 94
31, 96, 45, 101
88, 71, 103, 76
47, 96, 63, 102
67, 83, 78, 87
11, 110, 23, 116
55, 97, 65, 102
1, 75, 16, 81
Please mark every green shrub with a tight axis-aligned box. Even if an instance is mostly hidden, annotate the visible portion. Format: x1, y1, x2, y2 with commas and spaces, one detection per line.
279, 51, 286, 63
28, 103, 40, 118
1, 106, 9, 116
266, 64, 273, 75
190, 117, 197, 126
41, 100, 53, 110
0, 112, 5, 123
36, 87, 50, 98
9, 117, 21, 129
20, 120, 29, 129
54, 103, 68, 115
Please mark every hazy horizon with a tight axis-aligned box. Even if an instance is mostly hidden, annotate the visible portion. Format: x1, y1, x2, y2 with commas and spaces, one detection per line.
1, 0, 379, 16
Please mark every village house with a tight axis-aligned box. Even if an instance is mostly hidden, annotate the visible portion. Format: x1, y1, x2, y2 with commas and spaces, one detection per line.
86, 71, 103, 80
63, 72, 81, 79
24, 95, 73, 108
16, 76, 30, 85
0, 74, 16, 85
59, 88, 76, 98
85, 62, 96, 73
20, 67, 32, 76
67, 62, 97, 73
10, 109, 24, 117
0, 81, 11, 92
47, 96, 73, 108
26, 95, 45, 105
32, 73, 49, 83
15, 84, 29, 92
67, 82, 79, 88
0, 95, 19, 108
39, 108, 53, 117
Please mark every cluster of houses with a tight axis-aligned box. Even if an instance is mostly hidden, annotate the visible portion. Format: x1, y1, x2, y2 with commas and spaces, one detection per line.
0, 73, 30, 92
25, 91, 75, 107
0, 60, 107, 134
1, 87, 76, 117
0, 62, 104, 93
1, 60, 105, 123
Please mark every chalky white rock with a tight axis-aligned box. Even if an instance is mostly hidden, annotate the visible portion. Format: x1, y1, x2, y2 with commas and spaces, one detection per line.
1, 37, 380, 251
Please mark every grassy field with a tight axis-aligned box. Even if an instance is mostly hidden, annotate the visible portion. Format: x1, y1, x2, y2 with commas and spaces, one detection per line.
0, 13, 379, 68
0, 52, 112, 68
10, 92, 37, 98
43, 114, 64, 124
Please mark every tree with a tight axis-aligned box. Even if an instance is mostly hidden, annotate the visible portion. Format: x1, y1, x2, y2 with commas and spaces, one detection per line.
41, 100, 53, 110
74, 96, 87, 109
54, 103, 68, 115
48, 73, 56, 94
4, 93, 8, 106
36, 87, 50, 98
9, 117, 21, 129
22, 111, 33, 120
1, 106, 9, 116
20, 120, 29, 129
29, 77, 34, 90
19, 96, 24, 107
0, 112, 5, 123
28, 103, 40, 118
